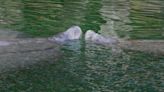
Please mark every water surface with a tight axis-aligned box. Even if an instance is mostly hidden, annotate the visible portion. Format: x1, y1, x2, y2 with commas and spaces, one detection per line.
0, 0, 164, 39
0, 41, 163, 92
0, 0, 164, 92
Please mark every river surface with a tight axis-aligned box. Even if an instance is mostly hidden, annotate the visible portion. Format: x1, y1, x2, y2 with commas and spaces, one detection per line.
0, 41, 164, 92
0, 0, 164, 92
0, 0, 164, 39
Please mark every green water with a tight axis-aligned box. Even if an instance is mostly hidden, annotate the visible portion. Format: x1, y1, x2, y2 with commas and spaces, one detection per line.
0, 42, 164, 92
0, 0, 164, 39
0, 0, 164, 92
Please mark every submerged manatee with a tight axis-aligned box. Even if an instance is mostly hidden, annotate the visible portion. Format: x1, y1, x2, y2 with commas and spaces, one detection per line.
49, 26, 82, 43
85, 30, 118, 44
0, 41, 11, 46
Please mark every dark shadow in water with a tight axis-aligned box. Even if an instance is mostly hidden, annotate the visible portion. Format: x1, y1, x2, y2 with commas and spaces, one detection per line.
80, 0, 106, 33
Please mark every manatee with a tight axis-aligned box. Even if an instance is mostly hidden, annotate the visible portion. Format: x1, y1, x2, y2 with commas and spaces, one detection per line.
49, 26, 82, 43
85, 30, 118, 44
0, 41, 11, 46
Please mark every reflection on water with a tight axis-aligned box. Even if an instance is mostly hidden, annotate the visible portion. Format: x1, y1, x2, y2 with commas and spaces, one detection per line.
0, 0, 105, 36
0, 0, 23, 29
129, 0, 164, 39
0, 0, 164, 38
0, 41, 163, 92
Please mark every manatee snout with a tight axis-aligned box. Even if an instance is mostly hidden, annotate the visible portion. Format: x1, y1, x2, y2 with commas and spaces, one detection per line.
49, 26, 118, 44
85, 30, 118, 44
49, 26, 82, 43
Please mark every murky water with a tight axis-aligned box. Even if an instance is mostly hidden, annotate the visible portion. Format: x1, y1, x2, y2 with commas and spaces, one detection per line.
0, 0, 164, 39
0, 41, 163, 92
0, 0, 164, 92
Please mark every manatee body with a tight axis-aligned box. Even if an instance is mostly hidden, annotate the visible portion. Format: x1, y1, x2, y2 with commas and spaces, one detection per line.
49, 26, 82, 43
85, 30, 118, 44
0, 41, 11, 46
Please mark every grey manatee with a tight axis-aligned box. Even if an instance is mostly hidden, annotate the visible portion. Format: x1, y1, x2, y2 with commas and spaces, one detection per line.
49, 26, 82, 43
85, 30, 118, 44
49, 26, 118, 45
0, 41, 11, 46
